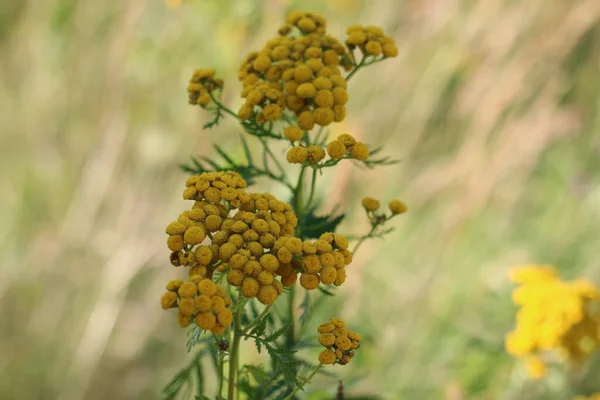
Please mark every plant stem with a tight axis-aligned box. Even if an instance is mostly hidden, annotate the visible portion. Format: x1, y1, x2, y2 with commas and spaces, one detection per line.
227, 309, 242, 400
304, 168, 318, 213
286, 286, 296, 347
242, 304, 272, 335
345, 55, 366, 81
283, 364, 323, 400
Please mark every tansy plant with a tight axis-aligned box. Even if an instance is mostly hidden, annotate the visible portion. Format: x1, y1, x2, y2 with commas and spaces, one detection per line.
161, 11, 407, 400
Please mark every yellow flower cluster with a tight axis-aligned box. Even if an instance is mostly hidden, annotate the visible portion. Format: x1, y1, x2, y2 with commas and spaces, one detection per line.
505, 265, 600, 379
317, 318, 361, 365
161, 277, 233, 334
361, 196, 408, 214
237, 11, 351, 130
345, 25, 398, 58
326, 133, 369, 161
286, 144, 326, 164
297, 232, 352, 290
187, 68, 223, 107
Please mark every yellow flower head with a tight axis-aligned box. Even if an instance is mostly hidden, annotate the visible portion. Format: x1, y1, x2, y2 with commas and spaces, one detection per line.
361, 197, 380, 211
286, 146, 308, 164
349, 142, 369, 161
327, 140, 346, 159
316, 318, 361, 365
388, 199, 408, 214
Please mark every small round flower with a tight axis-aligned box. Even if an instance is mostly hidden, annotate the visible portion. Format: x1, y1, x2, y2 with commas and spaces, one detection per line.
294, 65, 313, 83
318, 349, 336, 364
260, 253, 279, 272
335, 336, 352, 351
300, 273, 320, 290
297, 17, 316, 32
253, 55, 271, 72
333, 104, 346, 122
166, 279, 184, 291
195, 311, 217, 330
166, 221, 187, 235
320, 266, 337, 284
313, 76, 332, 90
320, 253, 336, 268
336, 133, 356, 147
281, 273, 297, 287
297, 82, 317, 98
318, 333, 336, 347
217, 308, 233, 326
330, 318, 345, 328
284, 126, 304, 142
252, 218, 269, 234
277, 247, 293, 263
178, 297, 196, 316
347, 31, 367, 45
241, 277, 260, 297
302, 255, 321, 273
195, 295, 212, 312
327, 140, 346, 159
211, 296, 225, 312
383, 43, 399, 57
334, 268, 346, 286
204, 214, 223, 232
333, 234, 349, 250
167, 235, 184, 251
314, 239, 333, 253
306, 58, 324, 72
161, 292, 178, 309
257, 285, 278, 305
389, 199, 408, 214
322, 50, 339, 66
263, 103, 282, 121
365, 41, 383, 55
227, 269, 245, 286
257, 270, 274, 285
286, 146, 308, 164
219, 243, 238, 262
313, 107, 334, 126
332, 87, 348, 105
362, 197, 380, 211
178, 282, 197, 297
318, 322, 335, 333
198, 279, 217, 296
297, 111, 315, 131
314, 90, 334, 108
307, 146, 326, 163
349, 142, 369, 161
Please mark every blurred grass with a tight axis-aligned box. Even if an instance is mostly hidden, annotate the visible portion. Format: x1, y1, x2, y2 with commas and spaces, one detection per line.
1, 0, 600, 399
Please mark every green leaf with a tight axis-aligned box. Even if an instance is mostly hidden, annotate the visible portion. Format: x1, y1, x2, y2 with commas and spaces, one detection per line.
193, 357, 204, 397
298, 206, 345, 239
317, 286, 336, 296
265, 324, 289, 343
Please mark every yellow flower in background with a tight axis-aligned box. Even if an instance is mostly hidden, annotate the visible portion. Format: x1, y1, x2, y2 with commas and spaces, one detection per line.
506, 265, 600, 378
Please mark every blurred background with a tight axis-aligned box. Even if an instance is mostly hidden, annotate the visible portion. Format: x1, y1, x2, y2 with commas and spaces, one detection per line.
1, 0, 600, 399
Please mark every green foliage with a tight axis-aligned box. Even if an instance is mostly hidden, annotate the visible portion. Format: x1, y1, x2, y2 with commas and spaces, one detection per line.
297, 206, 346, 240
163, 343, 213, 400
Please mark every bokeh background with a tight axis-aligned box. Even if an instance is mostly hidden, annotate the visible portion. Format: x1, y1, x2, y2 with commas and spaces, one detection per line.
2, 0, 600, 399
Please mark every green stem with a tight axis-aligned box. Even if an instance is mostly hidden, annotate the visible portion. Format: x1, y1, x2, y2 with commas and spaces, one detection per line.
207, 92, 283, 140
227, 309, 242, 400
345, 55, 367, 81
283, 364, 323, 400
286, 286, 296, 347
304, 168, 318, 212
293, 166, 307, 216
242, 304, 272, 335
